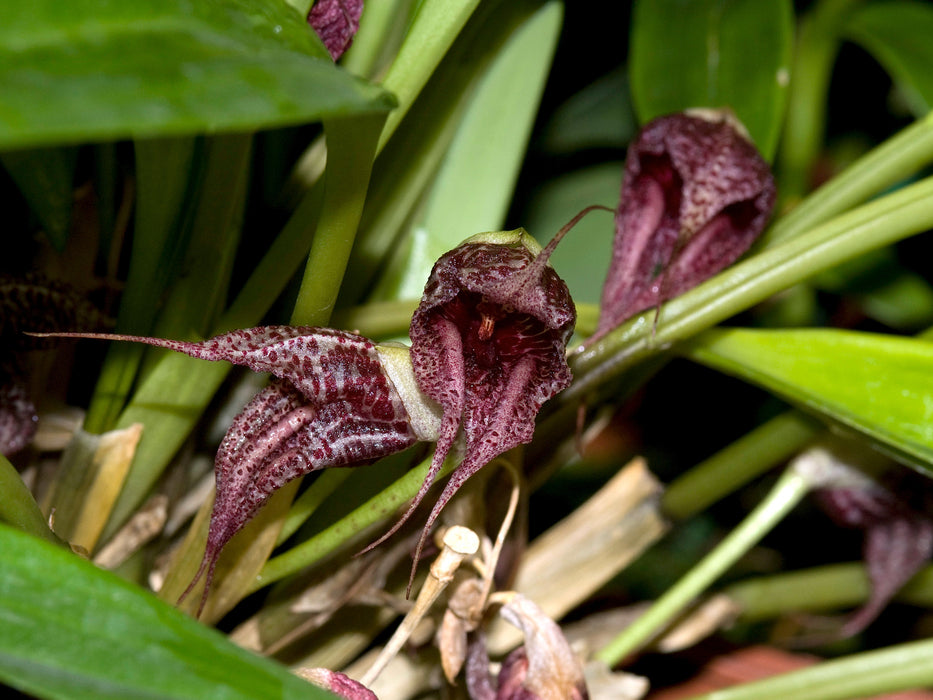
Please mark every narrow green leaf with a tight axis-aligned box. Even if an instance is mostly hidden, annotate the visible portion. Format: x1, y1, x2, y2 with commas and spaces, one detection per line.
372, 0, 564, 300
629, 0, 793, 159
340, 0, 543, 303
0, 455, 60, 546
846, 0, 933, 116
684, 328, 933, 474
0, 146, 77, 250
0, 0, 393, 149
0, 524, 329, 699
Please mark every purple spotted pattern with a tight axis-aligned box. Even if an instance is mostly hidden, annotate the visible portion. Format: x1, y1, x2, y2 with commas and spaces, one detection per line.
378, 231, 575, 582
1, 273, 107, 455
817, 482, 933, 636
597, 111, 775, 337
307, 0, 363, 60
52, 326, 417, 613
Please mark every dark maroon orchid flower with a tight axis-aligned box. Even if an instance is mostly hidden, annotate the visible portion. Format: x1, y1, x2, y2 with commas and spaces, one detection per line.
365, 228, 576, 583
308, 0, 363, 60
597, 109, 776, 337
40, 222, 579, 608
1, 274, 106, 456
0, 374, 35, 457
816, 477, 933, 636
40, 326, 432, 614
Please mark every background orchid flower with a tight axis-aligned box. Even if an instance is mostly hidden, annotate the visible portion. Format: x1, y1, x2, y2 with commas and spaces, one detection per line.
465, 594, 588, 700
597, 109, 776, 337
816, 472, 933, 637
1, 273, 106, 456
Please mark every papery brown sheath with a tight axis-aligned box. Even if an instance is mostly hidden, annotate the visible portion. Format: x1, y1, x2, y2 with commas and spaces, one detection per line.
39, 326, 427, 615
366, 226, 577, 589
597, 110, 776, 337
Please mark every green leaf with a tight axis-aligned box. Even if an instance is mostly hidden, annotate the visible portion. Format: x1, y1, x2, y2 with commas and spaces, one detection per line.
0, 0, 394, 149
0, 524, 329, 699
372, 0, 564, 300
0, 146, 77, 250
845, 0, 933, 116
684, 328, 933, 474
539, 67, 637, 154
629, 0, 793, 159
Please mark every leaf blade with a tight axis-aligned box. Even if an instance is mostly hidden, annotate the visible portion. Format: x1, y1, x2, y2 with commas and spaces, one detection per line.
685, 328, 933, 474
629, 0, 793, 159
0, 0, 394, 149
0, 524, 329, 699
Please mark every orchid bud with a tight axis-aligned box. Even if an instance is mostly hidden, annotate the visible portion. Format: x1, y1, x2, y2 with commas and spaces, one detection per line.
369, 228, 575, 580
597, 110, 776, 336
308, 0, 363, 60
43, 326, 440, 614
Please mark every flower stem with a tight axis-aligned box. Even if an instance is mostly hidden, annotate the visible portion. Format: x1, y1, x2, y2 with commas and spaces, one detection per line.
663, 411, 820, 521
725, 562, 933, 622
596, 468, 811, 666
683, 637, 933, 700
775, 0, 865, 204
770, 110, 933, 245
251, 453, 455, 592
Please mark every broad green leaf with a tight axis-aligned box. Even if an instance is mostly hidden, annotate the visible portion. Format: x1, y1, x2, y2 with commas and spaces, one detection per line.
845, 0, 933, 116
684, 328, 933, 474
338, 0, 545, 304
0, 0, 394, 149
372, 0, 564, 300
629, 0, 793, 159
539, 67, 637, 154
0, 146, 77, 250
0, 525, 330, 699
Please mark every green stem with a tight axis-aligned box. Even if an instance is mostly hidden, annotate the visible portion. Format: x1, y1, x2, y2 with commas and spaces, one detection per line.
276, 469, 351, 546
0, 455, 61, 546
776, 0, 865, 204
341, 0, 415, 80
663, 411, 821, 521
596, 468, 811, 666
291, 113, 386, 326
375, 0, 482, 152
251, 453, 454, 592
726, 563, 933, 622
568, 175, 933, 401
684, 637, 933, 700
769, 110, 933, 246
